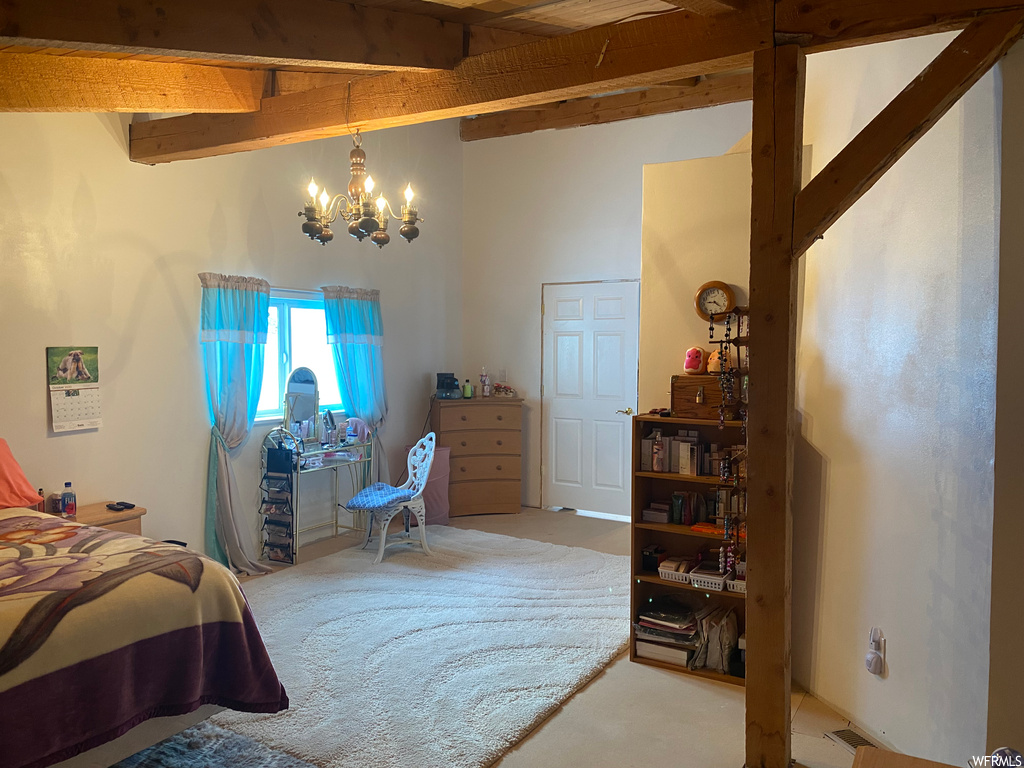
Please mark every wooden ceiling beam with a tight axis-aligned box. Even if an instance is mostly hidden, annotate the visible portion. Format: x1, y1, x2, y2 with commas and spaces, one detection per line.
777, 0, 1024, 51
459, 72, 753, 140
130, 8, 771, 163
662, 0, 749, 13
0, 51, 263, 112
793, 10, 1024, 256
0, 0, 465, 72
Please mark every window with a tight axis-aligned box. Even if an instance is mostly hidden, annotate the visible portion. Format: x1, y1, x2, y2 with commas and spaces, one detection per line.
257, 291, 345, 420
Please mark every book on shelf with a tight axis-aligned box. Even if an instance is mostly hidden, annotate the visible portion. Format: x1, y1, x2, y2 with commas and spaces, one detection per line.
634, 624, 698, 647
635, 640, 692, 666
638, 605, 695, 630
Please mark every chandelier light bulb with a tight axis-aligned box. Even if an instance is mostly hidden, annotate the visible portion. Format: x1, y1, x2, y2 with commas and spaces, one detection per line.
364, 175, 375, 195
376, 195, 387, 212
319, 189, 330, 209
405, 184, 414, 204
307, 178, 318, 199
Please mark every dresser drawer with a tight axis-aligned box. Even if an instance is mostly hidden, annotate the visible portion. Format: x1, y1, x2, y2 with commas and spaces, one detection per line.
450, 455, 521, 482
440, 430, 521, 457
449, 480, 521, 516
439, 403, 521, 432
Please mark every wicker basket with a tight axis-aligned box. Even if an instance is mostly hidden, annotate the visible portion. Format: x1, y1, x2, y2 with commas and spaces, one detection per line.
658, 565, 691, 584
689, 569, 732, 591
726, 577, 747, 594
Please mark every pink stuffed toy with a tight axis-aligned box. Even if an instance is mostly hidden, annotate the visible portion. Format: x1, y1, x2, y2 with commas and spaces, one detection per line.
684, 347, 707, 375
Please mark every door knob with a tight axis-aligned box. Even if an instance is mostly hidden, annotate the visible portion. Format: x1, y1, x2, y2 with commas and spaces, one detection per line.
616, 407, 634, 415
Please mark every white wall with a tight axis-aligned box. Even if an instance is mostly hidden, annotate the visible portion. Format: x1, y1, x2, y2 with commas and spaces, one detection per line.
639, 152, 752, 412
794, 34, 1000, 763
461, 104, 753, 508
0, 114, 464, 551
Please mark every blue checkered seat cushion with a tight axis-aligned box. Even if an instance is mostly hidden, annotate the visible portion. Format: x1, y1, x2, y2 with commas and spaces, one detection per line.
348, 482, 416, 511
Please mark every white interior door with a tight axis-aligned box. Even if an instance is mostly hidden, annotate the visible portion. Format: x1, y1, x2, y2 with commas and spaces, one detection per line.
542, 281, 639, 515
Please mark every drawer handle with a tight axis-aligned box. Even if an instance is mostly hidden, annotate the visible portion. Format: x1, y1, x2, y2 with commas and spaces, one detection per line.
496, 440, 503, 446
460, 466, 467, 472
497, 415, 503, 421
461, 441, 467, 447
461, 415, 467, 421
496, 465, 502, 471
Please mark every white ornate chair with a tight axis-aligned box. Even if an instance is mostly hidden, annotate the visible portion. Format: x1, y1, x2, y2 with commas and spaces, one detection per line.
347, 433, 435, 564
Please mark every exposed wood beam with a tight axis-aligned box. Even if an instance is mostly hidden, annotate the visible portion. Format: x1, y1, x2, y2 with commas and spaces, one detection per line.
130, 9, 771, 163
745, 43, 804, 768
777, 0, 1024, 51
793, 10, 1024, 256
459, 72, 753, 140
0, 0, 464, 72
273, 72, 367, 98
0, 51, 263, 112
648, 76, 705, 88
466, 26, 544, 56
662, 0, 749, 13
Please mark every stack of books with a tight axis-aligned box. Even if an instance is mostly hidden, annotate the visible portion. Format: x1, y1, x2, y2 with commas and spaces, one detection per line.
634, 599, 699, 665
635, 605, 698, 647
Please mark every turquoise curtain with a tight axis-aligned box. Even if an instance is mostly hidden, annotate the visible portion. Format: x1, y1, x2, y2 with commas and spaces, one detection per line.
321, 286, 388, 426
199, 272, 271, 574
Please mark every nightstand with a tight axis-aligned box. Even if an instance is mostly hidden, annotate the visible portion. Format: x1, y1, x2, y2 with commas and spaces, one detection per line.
74, 502, 147, 535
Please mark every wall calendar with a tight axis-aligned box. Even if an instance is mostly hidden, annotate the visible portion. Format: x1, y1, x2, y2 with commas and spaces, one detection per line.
46, 346, 102, 432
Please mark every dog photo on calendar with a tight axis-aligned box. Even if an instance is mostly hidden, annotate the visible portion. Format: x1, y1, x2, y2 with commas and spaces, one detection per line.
47, 346, 100, 385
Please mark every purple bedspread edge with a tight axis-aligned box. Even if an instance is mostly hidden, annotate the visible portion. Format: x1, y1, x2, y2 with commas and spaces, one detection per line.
0, 613, 288, 768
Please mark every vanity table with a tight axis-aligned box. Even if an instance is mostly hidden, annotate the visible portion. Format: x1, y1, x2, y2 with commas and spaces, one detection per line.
260, 429, 372, 564
258, 365, 373, 565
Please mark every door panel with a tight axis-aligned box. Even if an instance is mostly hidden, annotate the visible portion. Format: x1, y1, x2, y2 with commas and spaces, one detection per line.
552, 417, 583, 486
593, 420, 625, 491
542, 281, 639, 515
594, 332, 625, 399
555, 332, 583, 398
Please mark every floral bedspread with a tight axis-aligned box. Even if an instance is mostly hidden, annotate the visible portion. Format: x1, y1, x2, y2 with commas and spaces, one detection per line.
0, 508, 287, 768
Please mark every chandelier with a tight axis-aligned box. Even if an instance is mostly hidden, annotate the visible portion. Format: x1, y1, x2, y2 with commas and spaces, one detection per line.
299, 131, 422, 248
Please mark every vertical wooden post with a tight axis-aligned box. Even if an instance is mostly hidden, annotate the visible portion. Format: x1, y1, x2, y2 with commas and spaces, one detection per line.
745, 43, 804, 768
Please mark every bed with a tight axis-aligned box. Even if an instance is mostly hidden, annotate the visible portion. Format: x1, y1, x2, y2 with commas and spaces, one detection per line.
0, 506, 288, 768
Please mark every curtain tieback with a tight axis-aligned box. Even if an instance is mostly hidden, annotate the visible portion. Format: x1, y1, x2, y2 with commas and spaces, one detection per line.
211, 424, 229, 451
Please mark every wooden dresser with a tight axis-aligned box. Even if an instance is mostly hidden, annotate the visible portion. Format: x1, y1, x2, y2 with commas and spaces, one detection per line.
430, 398, 523, 516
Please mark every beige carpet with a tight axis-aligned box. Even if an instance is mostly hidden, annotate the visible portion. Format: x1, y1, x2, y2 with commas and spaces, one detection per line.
214, 527, 630, 768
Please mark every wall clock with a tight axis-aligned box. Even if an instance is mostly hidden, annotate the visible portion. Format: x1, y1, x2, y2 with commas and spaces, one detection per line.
693, 281, 736, 322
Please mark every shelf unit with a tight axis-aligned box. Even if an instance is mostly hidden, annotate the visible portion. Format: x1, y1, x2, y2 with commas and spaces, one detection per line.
629, 413, 747, 686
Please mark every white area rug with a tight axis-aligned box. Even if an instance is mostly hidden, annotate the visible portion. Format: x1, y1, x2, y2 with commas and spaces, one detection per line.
214, 527, 629, 768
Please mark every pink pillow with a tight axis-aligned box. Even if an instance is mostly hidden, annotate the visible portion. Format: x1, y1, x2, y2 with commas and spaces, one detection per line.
0, 439, 43, 510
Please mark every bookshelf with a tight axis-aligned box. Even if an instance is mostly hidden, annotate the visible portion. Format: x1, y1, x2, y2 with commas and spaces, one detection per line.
629, 413, 747, 686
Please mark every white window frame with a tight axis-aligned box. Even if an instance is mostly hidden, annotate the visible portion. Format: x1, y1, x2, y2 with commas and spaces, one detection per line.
256, 288, 346, 422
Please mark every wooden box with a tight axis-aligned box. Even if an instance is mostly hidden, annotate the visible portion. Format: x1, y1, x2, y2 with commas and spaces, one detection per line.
670, 374, 736, 420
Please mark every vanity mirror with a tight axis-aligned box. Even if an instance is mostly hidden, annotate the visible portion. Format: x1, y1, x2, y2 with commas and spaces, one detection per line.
284, 367, 319, 440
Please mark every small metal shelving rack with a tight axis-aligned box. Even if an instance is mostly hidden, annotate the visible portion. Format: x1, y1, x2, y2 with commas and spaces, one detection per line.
259, 427, 373, 565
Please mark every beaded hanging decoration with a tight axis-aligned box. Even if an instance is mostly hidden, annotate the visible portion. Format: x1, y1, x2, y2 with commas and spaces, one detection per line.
708, 312, 737, 430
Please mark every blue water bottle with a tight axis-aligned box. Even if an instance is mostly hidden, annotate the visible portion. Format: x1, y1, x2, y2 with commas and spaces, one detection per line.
60, 481, 77, 519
